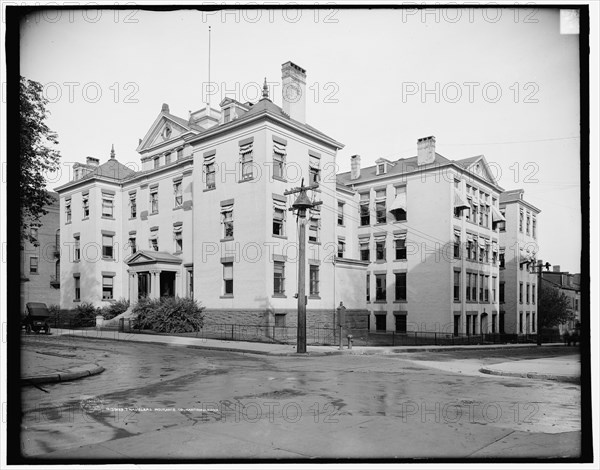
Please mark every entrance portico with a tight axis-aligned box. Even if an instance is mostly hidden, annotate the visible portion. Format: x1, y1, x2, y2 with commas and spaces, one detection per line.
125, 251, 183, 302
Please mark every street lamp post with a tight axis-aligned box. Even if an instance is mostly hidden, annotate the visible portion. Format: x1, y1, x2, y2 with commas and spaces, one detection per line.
532, 259, 551, 346
285, 179, 320, 354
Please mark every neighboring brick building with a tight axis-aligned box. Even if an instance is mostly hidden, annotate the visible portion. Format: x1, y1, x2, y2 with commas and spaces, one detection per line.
541, 267, 581, 334
20, 192, 61, 313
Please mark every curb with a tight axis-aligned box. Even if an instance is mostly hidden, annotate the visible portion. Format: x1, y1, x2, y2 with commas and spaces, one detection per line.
479, 367, 580, 384
22, 363, 105, 385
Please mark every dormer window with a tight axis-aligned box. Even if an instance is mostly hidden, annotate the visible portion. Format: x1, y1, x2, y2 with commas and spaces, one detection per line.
377, 163, 386, 175
375, 158, 394, 176
223, 107, 231, 124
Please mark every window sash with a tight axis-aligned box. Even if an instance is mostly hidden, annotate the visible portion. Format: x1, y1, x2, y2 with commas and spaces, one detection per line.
395, 273, 407, 301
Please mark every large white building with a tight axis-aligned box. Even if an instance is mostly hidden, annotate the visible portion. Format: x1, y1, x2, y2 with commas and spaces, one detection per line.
55, 62, 368, 330
55, 60, 541, 338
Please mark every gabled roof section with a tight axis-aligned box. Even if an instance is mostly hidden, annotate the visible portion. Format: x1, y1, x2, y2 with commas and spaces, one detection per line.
454, 155, 497, 185
125, 250, 182, 266
136, 105, 202, 154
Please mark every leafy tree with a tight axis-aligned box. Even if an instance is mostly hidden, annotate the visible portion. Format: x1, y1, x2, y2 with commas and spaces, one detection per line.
538, 285, 575, 329
20, 76, 61, 244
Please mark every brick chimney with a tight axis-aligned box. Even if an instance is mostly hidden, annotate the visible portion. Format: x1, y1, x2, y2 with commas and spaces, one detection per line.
350, 155, 361, 180
417, 136, 436, 166
282, 61, 306, 124
553, 265, 561, 272
86, 157, 99, 166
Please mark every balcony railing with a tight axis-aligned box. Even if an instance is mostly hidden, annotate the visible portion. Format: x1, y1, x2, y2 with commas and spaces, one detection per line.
50, 275, 60, 287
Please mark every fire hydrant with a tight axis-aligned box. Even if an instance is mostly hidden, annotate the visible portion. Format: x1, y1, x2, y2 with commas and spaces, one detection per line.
347, 334, 353, 350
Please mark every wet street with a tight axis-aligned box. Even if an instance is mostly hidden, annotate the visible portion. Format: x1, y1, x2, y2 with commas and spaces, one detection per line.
20, 335, 581, 459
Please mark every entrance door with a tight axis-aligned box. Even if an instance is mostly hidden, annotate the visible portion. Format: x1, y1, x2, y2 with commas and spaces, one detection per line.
138, 272, 150, 299
160, 271, 176, 297
481, 314, 488, 334
453, 316, 460, 336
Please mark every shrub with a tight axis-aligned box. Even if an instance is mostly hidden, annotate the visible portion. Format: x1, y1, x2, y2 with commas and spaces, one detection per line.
99, 298, 130, 320
73, 302, 99, 327
132, 296, 204, 333
48, 304, 61, 323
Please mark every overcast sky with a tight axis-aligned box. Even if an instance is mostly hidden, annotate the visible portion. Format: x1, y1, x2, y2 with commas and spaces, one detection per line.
19, 6, 585, 273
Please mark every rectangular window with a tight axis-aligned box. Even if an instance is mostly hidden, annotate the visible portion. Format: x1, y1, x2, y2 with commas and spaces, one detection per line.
221, 205, 234, 239
498, 210, 506, 231
526, 283, 530, 303
309, 154, 320, 184
395, 272, 407, 301
102, 276, 113, 300
366, 273, 370, 302
375, 240, 386, 261
29, 257, 38, 274
526, 214, 530, 235
337, 202, 344, 225
173, 181, 183, 207
532, 284, 536, 304
177, 148, 183, 160
492, 314, 497, 334
205, 162, 216, 189
375, 189, 386, 223
223, 263, 233, 295
129, 237, 136, 254
165, 153, 171, 165
375, 274, 386, 301
395, 315, 407, 333
532, 218, 537, 238
150, 188, 159, 214
274, 313, 286, 327
74, 235, 81, 261
499, 251, 505, 269
309, 265, 319, 296
454, 231, 461, 259
74, 276, 80, 301
273, 261, 285, 295
395, 235, 407, 260
359, 192, 370, 226
532, 313, 536, 332
484, 275, 489, 302
479, 274, 484, 301
519, 282, 523, 304
102, 194, 114, 217
129, 193, 137, 218
308, 217, 319, 243
174, 230, 183, 252
519, 313, 523, 333
187, 269, 193, 298
519, 210, 524, 232
240, 148, 254, 181
102, 235, 114, 259
484, 204, 489, 227
472, 274, 477, 302
273, 141, 286, 179
377, 163, 385, 174
82, 193, 89, 218
154, 157, 160, 169
65, 199, 71, 223
150, 230, 159, 251
360, 240, 370, 262
492, 276, 497, 302
466, 273, 471, 301
500, 282, 505, 303
273, 200, 286, 236
337, 239, 345, 258
454, 271, 460, 301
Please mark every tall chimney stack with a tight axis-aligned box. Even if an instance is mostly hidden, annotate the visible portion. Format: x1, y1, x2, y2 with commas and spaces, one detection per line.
417, 136, 436, 166
350, 155, 361, 180
553, 265, 561, 272
86, 157, 99, 167
282, 61, 306, 124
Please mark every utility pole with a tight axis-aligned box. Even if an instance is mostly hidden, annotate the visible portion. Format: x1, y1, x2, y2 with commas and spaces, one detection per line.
284, 179, 321, 354
533, 259, 551, 346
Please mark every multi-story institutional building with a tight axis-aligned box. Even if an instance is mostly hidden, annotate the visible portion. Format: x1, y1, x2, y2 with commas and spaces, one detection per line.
541, 267, 580, 334
55, 62, 367, 329
54, 61, 543, 337
336, 137, 506, 335
498, 189, 540, 334
20, 192, 61, 313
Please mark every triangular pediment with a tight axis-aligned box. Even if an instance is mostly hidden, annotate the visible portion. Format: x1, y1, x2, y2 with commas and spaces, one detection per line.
126, 250, 183, 266
125, 251, 155, 265
136, 113, 195, 153
467, 156, 496, 185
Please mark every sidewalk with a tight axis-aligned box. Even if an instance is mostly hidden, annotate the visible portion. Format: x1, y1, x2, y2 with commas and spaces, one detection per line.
480, 355, 580, 383
21, 348, 105, 385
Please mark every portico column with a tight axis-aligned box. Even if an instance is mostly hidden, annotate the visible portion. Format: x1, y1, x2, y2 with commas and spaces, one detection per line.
127, 269, 138, 303
175, 271, 182, 297
150, 269, 160, 299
